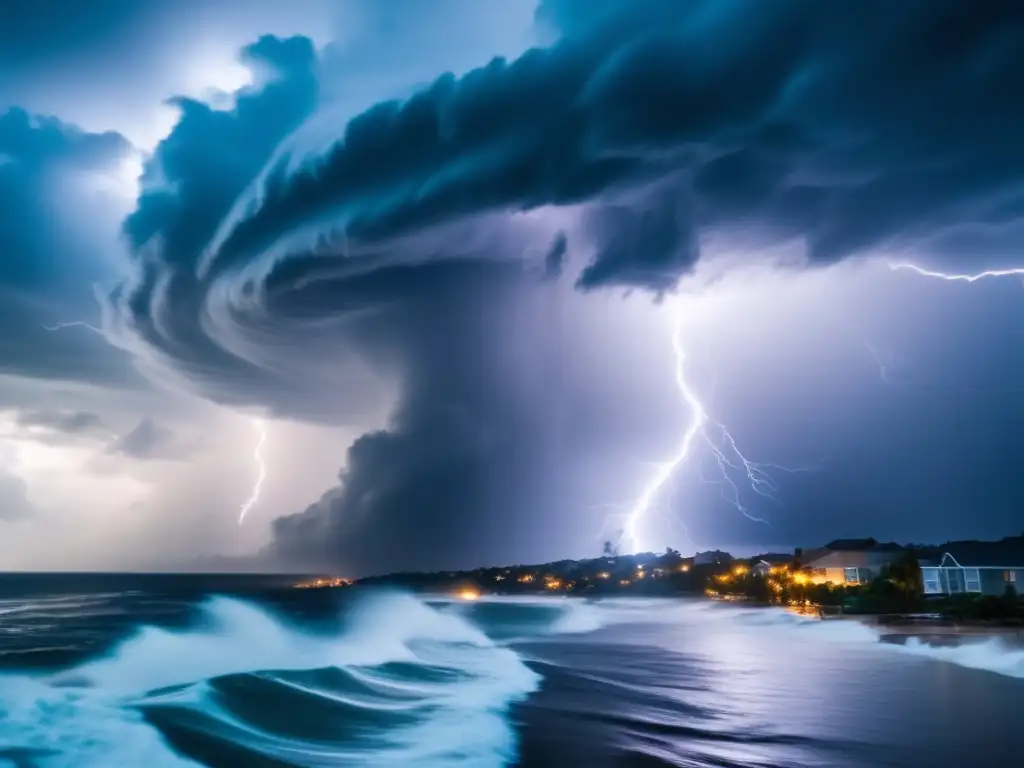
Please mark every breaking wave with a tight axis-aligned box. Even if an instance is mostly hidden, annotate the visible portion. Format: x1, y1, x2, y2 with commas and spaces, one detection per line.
453, 595, 1024, 681
899, 636, 1024, 678
0, 592, 539, 768
2, 590, 1022, 767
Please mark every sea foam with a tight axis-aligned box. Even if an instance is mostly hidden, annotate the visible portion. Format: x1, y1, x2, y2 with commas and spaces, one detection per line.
0, 592, 539, 768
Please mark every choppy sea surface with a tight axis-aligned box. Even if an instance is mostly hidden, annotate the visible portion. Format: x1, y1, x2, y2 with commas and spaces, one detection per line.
1, 574, 1023, 767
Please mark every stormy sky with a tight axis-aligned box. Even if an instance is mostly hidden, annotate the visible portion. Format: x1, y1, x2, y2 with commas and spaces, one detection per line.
2, 0, 1024, 575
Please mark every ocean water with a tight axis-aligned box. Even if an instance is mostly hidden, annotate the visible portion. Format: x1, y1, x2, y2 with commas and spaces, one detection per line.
1, 575, 1023, 767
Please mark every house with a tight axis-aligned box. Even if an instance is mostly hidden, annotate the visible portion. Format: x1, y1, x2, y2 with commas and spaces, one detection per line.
752, 552, 793, 566
803, 538, 905, 586
749, 553, 791, 577
920, 536, 1024, 597
694, 550, 733, 567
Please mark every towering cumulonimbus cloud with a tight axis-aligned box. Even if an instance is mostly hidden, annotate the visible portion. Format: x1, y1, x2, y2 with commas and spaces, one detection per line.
103, 0, 1024, 572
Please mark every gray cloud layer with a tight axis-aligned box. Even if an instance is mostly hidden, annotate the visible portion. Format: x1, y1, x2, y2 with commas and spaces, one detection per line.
0, 469, 34, 522
16, 409, 102, 434
107, 417, 176, 460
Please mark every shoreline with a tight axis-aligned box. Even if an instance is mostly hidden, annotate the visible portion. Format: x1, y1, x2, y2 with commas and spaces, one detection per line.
862, 619, 1024, 647
807, 611, 1024, 647
308, 584, 1024, 647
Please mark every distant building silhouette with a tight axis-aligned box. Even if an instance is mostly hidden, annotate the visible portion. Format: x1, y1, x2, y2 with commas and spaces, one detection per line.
694, 550, 733, 567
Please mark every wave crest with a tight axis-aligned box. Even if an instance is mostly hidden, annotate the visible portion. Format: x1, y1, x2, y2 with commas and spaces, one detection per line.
0, 592, 539, 768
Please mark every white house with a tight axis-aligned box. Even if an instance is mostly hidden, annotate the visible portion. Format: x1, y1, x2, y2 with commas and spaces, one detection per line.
920, 537, 1024, 597
802, 538, 905, 586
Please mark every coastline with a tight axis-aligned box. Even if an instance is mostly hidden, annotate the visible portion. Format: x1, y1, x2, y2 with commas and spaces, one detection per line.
823, 612, 1024, 647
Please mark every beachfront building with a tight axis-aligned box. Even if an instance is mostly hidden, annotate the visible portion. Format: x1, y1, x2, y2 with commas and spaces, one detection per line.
920, 537, 1024, 597
694, 550, 733, 567
802, 538, 905, 586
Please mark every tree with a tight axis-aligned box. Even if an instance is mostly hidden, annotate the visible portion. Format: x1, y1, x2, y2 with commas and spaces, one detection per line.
1001, 583, 1019, 618
747, 574, 771, 603
887, 550, 924, 607
603, 540, 619, 558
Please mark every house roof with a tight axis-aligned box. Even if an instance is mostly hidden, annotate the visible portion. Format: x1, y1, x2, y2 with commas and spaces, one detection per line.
751, 552, 792, 564
939, 536, 1024, 567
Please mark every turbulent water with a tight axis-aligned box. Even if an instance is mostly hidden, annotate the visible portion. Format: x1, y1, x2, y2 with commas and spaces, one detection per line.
1, 575, 1023, 767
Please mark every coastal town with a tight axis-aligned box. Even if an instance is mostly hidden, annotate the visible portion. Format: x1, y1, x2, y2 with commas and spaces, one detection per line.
294, 534, 1024, 624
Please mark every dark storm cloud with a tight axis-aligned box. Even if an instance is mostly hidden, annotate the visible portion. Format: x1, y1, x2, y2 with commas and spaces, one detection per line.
103, 2, 1024, 570
543, 232, 568, 280
576, 181, 698, 293
111, 2, 1024, 410
105, 36, 332, 413
107, 417, 175, 459
0, 107, 136, 383
267, 262, 580, 575
199, 0, 1024, 299
16, 409, 102, 434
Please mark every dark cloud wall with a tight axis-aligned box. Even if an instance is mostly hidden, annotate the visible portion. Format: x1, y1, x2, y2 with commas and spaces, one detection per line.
105, 36, 333, 412
93, 3, 1024, 571
110, 2, 1024, 410
203, 0, 1024, 291
0, 107, 137, 384
269, 262, 581, 573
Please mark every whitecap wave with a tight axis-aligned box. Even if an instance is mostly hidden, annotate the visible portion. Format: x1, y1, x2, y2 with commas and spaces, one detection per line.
466, 596, 1024, 680
0, 592, 539, 768
899, 636, 1024, 678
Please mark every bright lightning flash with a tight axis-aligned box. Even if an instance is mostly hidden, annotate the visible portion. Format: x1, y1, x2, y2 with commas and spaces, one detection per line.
238, 418, 268, 524
889, 263, 1024, 283
624, 299, 779, 554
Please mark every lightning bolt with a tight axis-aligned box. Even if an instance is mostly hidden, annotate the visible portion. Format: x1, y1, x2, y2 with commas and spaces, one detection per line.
238, 417, 268, 524
42, 321, 104, 335
889, 263, 1024, 283
623, 298, 783, 554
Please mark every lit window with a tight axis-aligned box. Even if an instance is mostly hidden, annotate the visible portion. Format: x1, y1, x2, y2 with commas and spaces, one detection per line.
921, 568, 942, 594
843, 567, 860, 584
964, 568, 981, 592
1004, 570, 1018, 583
